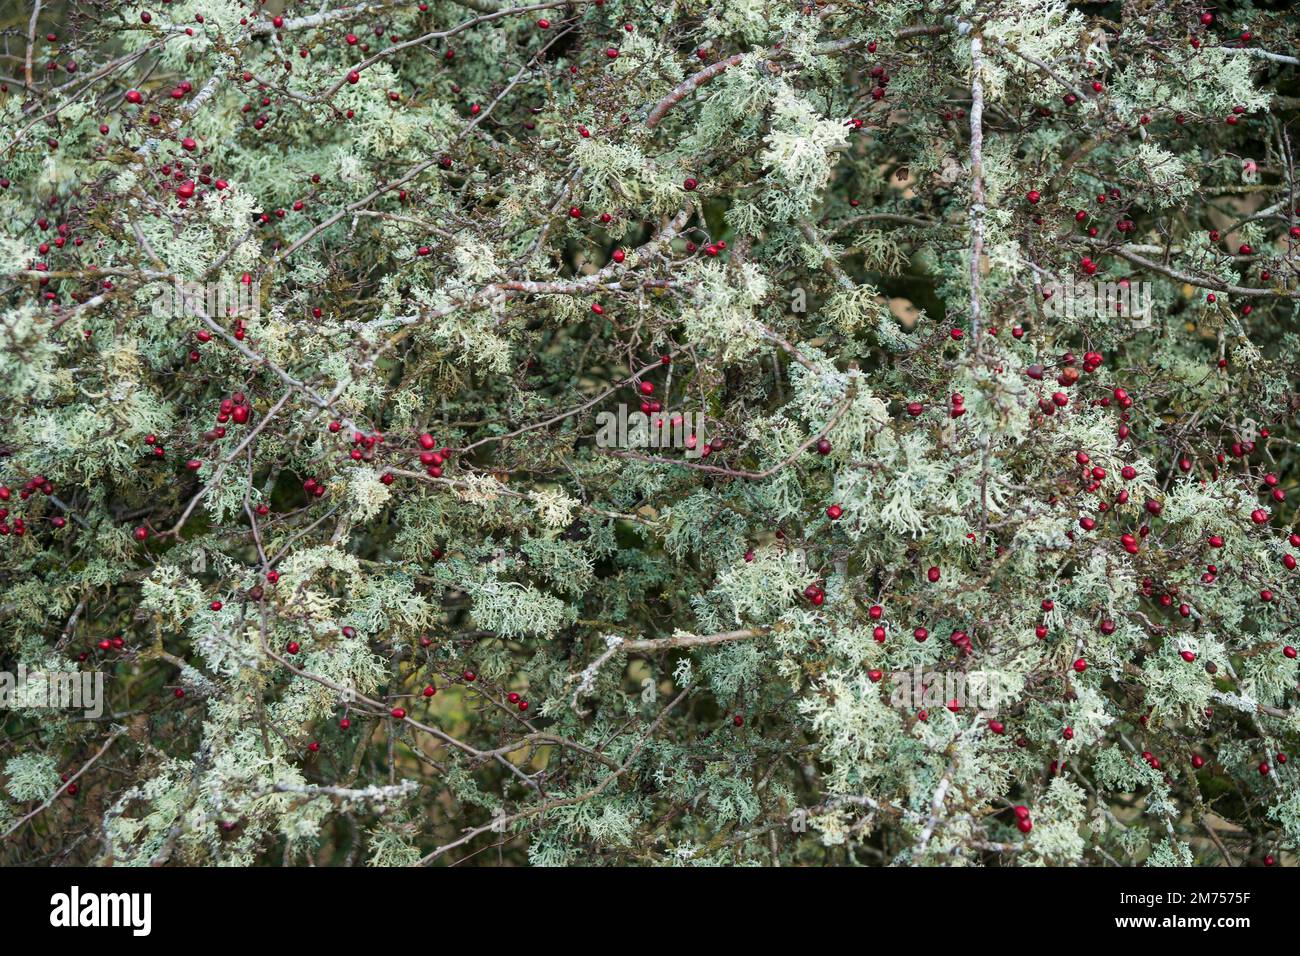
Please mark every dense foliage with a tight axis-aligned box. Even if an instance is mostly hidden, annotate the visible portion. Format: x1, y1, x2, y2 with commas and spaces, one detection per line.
3, 0, 1300, 866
